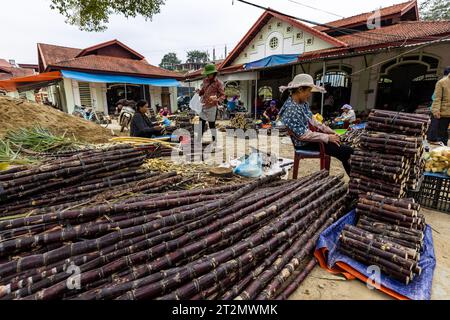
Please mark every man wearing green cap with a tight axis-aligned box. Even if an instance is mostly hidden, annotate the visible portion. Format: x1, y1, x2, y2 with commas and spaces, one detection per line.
198, 64, 225, 145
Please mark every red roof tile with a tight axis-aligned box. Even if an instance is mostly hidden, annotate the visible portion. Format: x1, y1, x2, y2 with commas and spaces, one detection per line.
300, 21, 450, 61
38, 42, 182, 79
0, 61, 35, 81
315, 0, 418, 32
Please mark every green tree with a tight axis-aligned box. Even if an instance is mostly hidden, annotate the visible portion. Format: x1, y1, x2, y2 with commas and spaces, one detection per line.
50, 0, 165, 32
159, 53, 182, 70
420, 0, 450, 20
186, 50, 210, 64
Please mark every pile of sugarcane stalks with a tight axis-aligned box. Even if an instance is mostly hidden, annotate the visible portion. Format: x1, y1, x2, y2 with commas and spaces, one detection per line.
366, 110, 430, 136
0, 145, 186, 217
0, 170, 349, 300
349, 109, 430, 198
339, 193, 425, 285
341, 128, 365, 148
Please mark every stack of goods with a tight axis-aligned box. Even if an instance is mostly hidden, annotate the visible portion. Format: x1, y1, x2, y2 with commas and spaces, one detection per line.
341, 128, 365, 148
424, 147, 450, 174
110, 137, 176, 158
0, 145, 183, 217
339, 193, 425, 284
0, 171, 349, 300
350, 110, 430, 197
228, 114, 254, 130
415, 105, 432, 116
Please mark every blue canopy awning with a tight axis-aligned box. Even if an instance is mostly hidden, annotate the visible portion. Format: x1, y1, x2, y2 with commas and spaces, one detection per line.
244, 54, 299, 70
61, 70, 180, 87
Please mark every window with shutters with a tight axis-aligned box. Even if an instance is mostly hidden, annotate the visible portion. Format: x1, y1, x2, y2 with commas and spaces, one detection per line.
78, 82, 92, 107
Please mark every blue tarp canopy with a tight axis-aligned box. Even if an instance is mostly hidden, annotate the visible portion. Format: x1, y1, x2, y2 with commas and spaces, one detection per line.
244, 54, 299, 70
61, 70, 180, 87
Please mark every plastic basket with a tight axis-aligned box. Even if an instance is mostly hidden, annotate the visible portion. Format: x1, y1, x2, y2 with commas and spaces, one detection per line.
408, 173, 450, 213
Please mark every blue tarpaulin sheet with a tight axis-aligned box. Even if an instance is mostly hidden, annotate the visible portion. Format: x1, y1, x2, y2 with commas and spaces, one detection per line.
61, 70, 180, 87
244, 54, 299, 70
424, 172, 450, 179
315, 211, 436, 300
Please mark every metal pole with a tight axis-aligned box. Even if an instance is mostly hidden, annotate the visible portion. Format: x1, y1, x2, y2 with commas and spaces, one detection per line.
124, 84, 128, 100
321, 61, 326, 116
255, 77, 258, 120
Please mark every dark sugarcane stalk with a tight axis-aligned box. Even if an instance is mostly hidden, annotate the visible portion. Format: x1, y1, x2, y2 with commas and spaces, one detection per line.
339, 234, 417, 271
357, 203, 419, 223
341, 229, 412, 262
122, 184, 347, 301
275, 257, 317, 300
339, 245, 411, 284
343, 225, 419, 260
350, 156, 406, 168
239, 199, 345, 300
83, 177, 343, 301
358, 211, 424, 234
1, 156, 147, 202
360, 136, 420, 149
349, 183, 400, 198
368, 115, 425, 129
1, 151, 144, 190
353, 150, 404, 162
371, 109, 431, 122
356, 218, 422, 249
220, 240, 293, 300
365, 132, 423, 143
66, 178, 339, 301
356, 220, 423, 246
359, 141, 419, 155
350, 176, 404, 193
358, 216, 424, 238
2, 173, 285, 293
350, 160, 405, 175
359, 198, 418, 217
0, 195, 224, 260
365, 123, 423, 135
256, 206, 345, 300
362, 193, 420, 211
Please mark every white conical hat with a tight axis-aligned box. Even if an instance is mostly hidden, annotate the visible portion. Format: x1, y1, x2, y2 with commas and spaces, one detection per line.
279, 74, 326, 93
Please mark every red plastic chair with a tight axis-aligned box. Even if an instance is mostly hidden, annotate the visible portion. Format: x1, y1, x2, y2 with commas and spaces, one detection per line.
287, 129, 331, 179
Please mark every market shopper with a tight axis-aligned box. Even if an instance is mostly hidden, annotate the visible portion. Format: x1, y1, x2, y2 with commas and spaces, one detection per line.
130, 100, 164, 138
198, 64, 225, 145
263, 100, 279, 124
432, 66, 450, 146
279, 74, 354, 175
334, 104, 356, 124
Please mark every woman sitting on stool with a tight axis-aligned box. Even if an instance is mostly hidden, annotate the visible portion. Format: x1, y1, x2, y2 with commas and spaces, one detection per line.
279, 74, 354, 175
130, 100, 164, 138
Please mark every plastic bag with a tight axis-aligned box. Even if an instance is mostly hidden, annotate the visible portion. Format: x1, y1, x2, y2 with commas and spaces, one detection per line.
233, 153, 263, 178
189, 93, 203, 114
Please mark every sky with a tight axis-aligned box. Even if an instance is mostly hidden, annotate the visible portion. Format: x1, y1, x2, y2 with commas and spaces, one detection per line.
0, 0, 410, 65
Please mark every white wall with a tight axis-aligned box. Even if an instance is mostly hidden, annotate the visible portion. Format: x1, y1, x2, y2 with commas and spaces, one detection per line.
149, 86, 162, 111
170, 87, 178, 112
233, 17, 334, 66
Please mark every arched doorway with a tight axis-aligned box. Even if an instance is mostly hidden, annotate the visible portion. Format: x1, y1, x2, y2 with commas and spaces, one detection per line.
376, 54, 439, 112
314, 66, 352, 118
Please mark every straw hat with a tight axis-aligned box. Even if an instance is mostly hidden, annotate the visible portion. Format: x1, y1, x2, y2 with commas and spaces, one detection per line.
342, 104, 353, 110
279, 74, 326, 93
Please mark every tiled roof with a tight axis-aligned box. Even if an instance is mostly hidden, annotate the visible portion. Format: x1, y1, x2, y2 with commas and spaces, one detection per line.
300, 21, 450, 61
0, 60, 35, 81
38, 42, 182, 79
335, 21, 450, 48
315, 0, 417, 31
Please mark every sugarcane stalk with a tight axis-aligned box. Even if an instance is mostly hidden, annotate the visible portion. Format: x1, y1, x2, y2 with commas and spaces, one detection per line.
275, 257, 317, 300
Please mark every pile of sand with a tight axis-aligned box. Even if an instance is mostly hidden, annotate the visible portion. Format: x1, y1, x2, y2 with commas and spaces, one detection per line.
0, 96, 113, 143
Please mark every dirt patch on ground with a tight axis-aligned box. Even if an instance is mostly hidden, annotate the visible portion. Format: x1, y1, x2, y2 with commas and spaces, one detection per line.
0, 96, 113, 143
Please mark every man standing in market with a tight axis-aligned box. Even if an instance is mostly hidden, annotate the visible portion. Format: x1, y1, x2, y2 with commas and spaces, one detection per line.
432, 66, 450, 146
198, 64, 225, 147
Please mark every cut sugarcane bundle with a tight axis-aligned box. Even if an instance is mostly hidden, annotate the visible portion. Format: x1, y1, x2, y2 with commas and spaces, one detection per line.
0, 170, 348, 300
338, 194, 424, 284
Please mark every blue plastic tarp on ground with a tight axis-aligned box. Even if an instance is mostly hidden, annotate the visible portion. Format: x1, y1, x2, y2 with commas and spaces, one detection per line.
424, 172, 450, 179
61, 70, 180, 87
244, 54, 299, 70
316, 211, 436, 300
